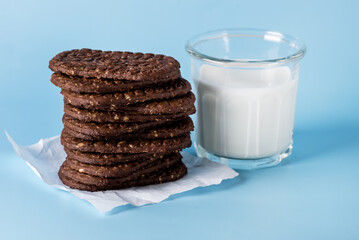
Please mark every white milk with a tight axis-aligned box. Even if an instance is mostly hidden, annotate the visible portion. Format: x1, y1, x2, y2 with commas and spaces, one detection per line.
194, 65, 298, 159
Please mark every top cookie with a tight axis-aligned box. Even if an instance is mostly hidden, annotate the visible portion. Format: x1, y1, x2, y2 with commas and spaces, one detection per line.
49, 49, 181, 81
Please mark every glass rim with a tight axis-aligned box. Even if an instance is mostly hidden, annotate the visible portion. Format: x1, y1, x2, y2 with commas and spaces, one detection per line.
185, 28, 307, 65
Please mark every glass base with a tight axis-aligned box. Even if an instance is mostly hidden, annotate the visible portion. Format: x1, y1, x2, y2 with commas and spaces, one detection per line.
195, 143, 292, 170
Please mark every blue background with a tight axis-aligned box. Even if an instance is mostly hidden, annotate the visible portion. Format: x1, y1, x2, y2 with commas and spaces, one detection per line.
1, 0, 358, 239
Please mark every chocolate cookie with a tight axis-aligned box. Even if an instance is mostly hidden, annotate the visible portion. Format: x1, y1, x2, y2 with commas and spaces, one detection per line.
62, 114, 170, 137
64, 148, 169, 165
60, 78, 191, 107
64, 104, 196, 123
64, 92, 196, 114
63, 117, 194, 141
49, 49, 181, 81
51, 73, 175, 93
62, 155, 181, 184
65, 151, 181, 178
58, 161, 187, 191
61, 131, 191, 154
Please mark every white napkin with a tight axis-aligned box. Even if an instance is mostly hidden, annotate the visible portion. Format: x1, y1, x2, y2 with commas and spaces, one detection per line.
5, 132, 238, 213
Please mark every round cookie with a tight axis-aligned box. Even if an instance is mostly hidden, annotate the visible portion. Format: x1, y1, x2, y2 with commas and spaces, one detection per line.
58, 161, 187, 192
64, 104, 196, 123
64, 148, 168, 165
60, 78, 191, 106
62, 114, 171, 137
49, 49, 181, 81
65, 151, 181, 178
63, 91, 196, 114
60, 155, 181, 186
63, 117, 194, 141
51, 73, 175, 93
61, 131, 192, 154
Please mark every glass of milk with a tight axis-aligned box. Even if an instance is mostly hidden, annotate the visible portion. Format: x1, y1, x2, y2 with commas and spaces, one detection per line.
186, 28, 306, 169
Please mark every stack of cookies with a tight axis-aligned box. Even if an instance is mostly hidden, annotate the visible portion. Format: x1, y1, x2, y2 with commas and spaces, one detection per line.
49, 49, 195, 192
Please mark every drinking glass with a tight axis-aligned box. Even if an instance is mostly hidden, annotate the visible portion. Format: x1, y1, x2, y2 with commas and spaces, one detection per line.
186, 28, 306, 169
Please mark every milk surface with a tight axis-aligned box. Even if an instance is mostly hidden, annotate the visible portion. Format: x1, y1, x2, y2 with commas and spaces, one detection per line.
195, 65, 298, 159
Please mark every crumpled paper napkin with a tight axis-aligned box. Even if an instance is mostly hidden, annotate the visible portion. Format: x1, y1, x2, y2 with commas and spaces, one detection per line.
6, 132, 238, 213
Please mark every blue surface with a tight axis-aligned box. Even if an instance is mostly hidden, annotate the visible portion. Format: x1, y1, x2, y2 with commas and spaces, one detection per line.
1, 0, 359, 239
